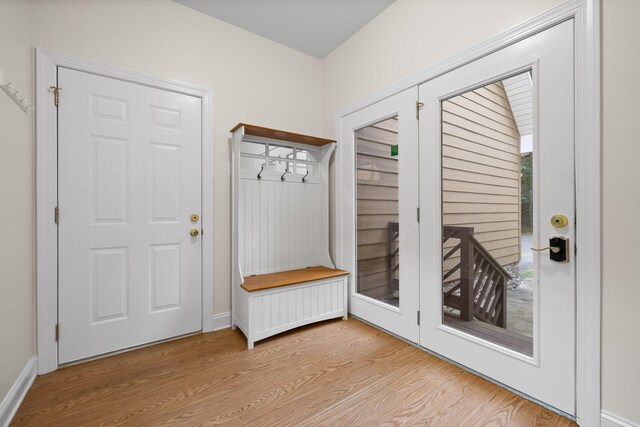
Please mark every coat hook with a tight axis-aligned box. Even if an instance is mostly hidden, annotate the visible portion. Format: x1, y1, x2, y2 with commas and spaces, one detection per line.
302, 171, 309, 184
257, 165, 264, 180
281, 167, 289, 182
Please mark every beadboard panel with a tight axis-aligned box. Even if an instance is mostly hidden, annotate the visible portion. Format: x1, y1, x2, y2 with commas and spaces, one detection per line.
239, 179, 323, 276
250, 278, 347, 342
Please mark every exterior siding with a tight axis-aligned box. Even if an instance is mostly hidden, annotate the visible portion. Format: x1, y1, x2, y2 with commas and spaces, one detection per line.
356, 117, 399, 297
355, 81, 521, 293
442, 81, 521, 272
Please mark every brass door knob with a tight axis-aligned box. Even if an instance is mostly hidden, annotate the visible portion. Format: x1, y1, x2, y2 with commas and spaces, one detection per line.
190, 213, 200, 223
190, 229, 200, 237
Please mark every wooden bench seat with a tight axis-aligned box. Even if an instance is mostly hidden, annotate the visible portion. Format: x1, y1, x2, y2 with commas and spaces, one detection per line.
242, 266, 349, 292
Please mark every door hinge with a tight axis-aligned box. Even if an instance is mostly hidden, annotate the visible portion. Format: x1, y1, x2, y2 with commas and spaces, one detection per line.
54, 206, 59, 224
416, 101, 424, 120
49, 86, 61, 107
417, 310, 420, 325
55, 324, 59, 342
417, 207, 420, 222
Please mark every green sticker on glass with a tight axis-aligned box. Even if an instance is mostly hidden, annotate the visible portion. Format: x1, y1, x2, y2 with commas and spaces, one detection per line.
391, 144, 398, 157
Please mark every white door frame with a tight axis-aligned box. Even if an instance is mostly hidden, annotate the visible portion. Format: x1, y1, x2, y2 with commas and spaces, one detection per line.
335, 1, 600, 425
36, 48, 215, 375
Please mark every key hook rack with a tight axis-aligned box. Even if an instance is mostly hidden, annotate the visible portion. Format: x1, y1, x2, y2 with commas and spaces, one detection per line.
0, 70, 34, 114
281, 168, 289, 182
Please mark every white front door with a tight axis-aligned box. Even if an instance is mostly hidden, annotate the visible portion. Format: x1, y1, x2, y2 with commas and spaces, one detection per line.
58, 67, 203, 363
341, 87, 420, 342
419, 21, 575, 413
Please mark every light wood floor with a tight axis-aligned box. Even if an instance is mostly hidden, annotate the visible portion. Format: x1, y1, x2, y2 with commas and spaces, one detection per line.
13, 319, 576, 426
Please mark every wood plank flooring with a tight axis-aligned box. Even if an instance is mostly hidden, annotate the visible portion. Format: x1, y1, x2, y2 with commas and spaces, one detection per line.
12, 319, 576, 426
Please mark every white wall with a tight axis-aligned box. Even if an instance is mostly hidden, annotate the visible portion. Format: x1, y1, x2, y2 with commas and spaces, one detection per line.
322, 0, 568, 137
0, 0, 36, 400
28, 0, 324, 316
601, 0, 640, 423
323, 0, 640, 424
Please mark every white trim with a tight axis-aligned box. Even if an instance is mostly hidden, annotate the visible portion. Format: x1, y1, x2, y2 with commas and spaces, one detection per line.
201, 75, 215, 334
36, 48, 215, 374
0, 356, 37, 427
335, 1, 600, 425
213, 312, 231, 331
602, 412, 639, 427
573, 2, 601, 426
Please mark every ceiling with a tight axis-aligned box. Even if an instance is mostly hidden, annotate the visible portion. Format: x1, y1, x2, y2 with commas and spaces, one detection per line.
173, 0, 395, 58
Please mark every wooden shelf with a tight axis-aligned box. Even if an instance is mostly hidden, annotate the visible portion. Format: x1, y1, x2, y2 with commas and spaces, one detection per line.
231, 123, 336, 147
242, 266, 349, 292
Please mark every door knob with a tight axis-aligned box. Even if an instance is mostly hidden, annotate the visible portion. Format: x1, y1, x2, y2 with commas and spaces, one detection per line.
190, 213, 200, 223
190, 228, 200, 237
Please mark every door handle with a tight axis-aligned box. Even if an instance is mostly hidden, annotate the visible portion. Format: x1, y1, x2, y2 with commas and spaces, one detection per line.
190, 228, 200, 237
531, 246, 561, 253
531, 236, 569, 262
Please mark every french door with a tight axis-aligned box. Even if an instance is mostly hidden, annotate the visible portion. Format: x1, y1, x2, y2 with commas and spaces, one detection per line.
58, 67, 203, 363
341, 87, 420, 342
419, 20, 575, 414
339, 20, 576, 415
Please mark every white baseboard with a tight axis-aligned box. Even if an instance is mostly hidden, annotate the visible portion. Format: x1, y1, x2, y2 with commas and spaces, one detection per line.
0, 356, 37, 427
602, 411, 639, 427
213, 312, 231, 331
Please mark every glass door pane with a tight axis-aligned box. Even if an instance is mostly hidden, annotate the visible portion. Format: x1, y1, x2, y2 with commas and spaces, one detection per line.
356, 116, 400, 307
440, 71, 534, 356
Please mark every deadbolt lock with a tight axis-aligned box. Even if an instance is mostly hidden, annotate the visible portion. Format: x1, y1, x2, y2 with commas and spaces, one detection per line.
190, 213, 200, 223
190, 228, 200, 237
550, 214, 569, 228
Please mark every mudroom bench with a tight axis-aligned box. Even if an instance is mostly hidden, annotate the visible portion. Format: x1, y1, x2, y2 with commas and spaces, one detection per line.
230, 123, 350, 349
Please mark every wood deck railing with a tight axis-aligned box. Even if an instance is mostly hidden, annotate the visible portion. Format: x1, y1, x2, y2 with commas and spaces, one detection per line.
442, 226, 511, 328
